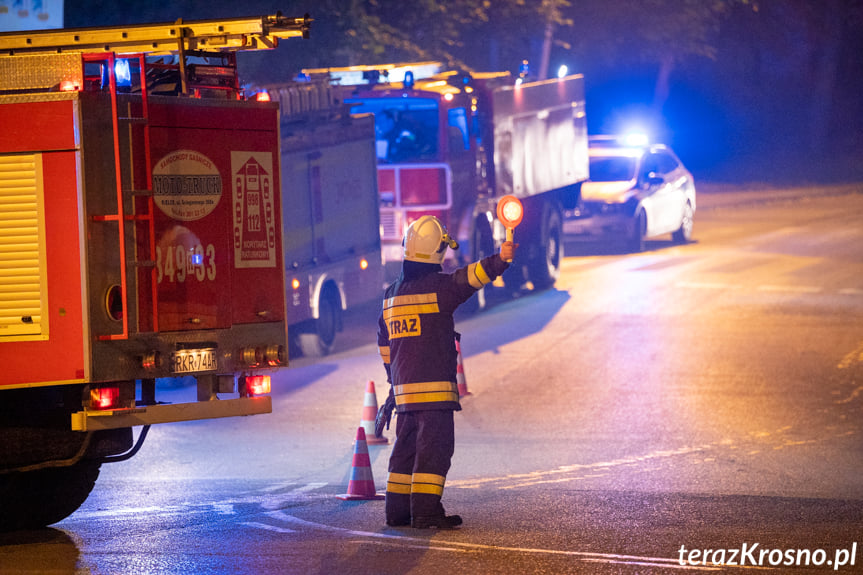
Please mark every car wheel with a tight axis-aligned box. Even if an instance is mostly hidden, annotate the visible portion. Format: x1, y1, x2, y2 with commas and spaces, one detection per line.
672, 201, 694, 244
627, 209, 646, 253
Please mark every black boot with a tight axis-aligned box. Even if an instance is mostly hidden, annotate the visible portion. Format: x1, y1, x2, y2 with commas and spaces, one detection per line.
386, 517, 411, 527
412, 514, 463, 529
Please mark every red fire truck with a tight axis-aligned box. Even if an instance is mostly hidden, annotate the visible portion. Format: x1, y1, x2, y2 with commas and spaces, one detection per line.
0, 14, 309, 530
302, 62, 589, 303
259, 79, 383, 357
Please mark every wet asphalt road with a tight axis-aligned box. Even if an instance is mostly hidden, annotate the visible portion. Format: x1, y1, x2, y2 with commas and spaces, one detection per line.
2, 184, 862, 574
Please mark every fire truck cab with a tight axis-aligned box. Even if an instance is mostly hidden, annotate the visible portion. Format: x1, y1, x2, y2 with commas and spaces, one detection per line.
303, 62, 589, 301
0, 14, 309, 531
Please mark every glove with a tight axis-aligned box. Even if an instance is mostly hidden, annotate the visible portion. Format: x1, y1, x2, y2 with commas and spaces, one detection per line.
375, 389, 396, 437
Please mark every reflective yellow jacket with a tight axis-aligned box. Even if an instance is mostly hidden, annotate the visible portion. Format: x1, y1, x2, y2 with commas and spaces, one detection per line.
377, 255, 509, 412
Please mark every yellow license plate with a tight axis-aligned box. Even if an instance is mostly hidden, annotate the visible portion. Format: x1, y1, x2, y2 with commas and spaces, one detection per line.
172, 348, 217, 374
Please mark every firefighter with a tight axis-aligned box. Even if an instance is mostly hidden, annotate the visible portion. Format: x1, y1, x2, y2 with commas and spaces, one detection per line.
376, 215, 516, 529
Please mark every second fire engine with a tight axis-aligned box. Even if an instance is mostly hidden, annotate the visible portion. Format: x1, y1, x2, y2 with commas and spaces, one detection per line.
302, 61, 590, 303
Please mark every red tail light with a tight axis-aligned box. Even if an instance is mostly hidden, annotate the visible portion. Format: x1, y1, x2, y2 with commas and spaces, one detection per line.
90, 387, 121, 410
246, 375, 271, 395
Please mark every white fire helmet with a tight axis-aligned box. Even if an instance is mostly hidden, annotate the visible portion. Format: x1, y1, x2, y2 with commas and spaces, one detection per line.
403, 215, 459, 264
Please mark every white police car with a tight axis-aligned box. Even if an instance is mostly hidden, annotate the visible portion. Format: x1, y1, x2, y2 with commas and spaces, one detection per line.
563, 135, 696, 252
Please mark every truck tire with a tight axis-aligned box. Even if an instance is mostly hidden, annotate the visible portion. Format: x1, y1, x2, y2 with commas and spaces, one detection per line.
0, 461, 101, 531
528, 206, 562, 290
297, 285, 340, 357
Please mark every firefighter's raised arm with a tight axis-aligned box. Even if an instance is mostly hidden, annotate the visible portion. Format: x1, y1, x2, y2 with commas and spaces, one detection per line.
496, 195, 523, 263
500, 240, 517, 263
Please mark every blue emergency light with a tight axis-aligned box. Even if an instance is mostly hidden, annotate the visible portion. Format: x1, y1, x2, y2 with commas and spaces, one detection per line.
101, 58, 132, 89
623, 133, 649, 147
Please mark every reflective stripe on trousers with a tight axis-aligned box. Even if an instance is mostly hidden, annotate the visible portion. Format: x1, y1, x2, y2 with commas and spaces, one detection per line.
385, 410, 455, 521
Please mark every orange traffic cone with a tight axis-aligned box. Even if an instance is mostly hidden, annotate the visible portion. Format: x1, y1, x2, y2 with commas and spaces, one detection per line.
361, 380, 389, 444
337, 427, 385, 500
455, 334, 472, 397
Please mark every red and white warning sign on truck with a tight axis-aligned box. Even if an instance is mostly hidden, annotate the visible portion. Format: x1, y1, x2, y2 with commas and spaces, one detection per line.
232, 151, 277, 269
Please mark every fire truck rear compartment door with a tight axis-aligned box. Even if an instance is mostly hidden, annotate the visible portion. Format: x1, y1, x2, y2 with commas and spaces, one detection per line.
1, 144, 87, 388
148, 103, 284, 330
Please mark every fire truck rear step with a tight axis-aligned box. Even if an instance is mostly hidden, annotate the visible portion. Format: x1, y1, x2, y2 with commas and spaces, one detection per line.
71, 396, 272, 432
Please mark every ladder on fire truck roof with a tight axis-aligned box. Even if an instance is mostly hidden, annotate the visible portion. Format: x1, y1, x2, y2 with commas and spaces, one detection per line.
0, 14, 310, 341
0, 13, 311, 57
0, 13, 311, 97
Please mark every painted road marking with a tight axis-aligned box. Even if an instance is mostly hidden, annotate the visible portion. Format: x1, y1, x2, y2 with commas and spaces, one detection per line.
240, 521, 296, 533
212, 503, 234, 515
448, 444, 715, 490
446, 425, 860, 493
836, 387, 863, 404
447, 446, 731, 489
675, 281, 737, 290
259, 481, 296, 492
359, 539, 472, 553
259, 482, 329, 510
263, 510, 773, 571
674, 282, 863, 296
66, 482, 330, 521
838, 340, 863, 369
580, 558, 721, 571
757, 285, 822, 293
